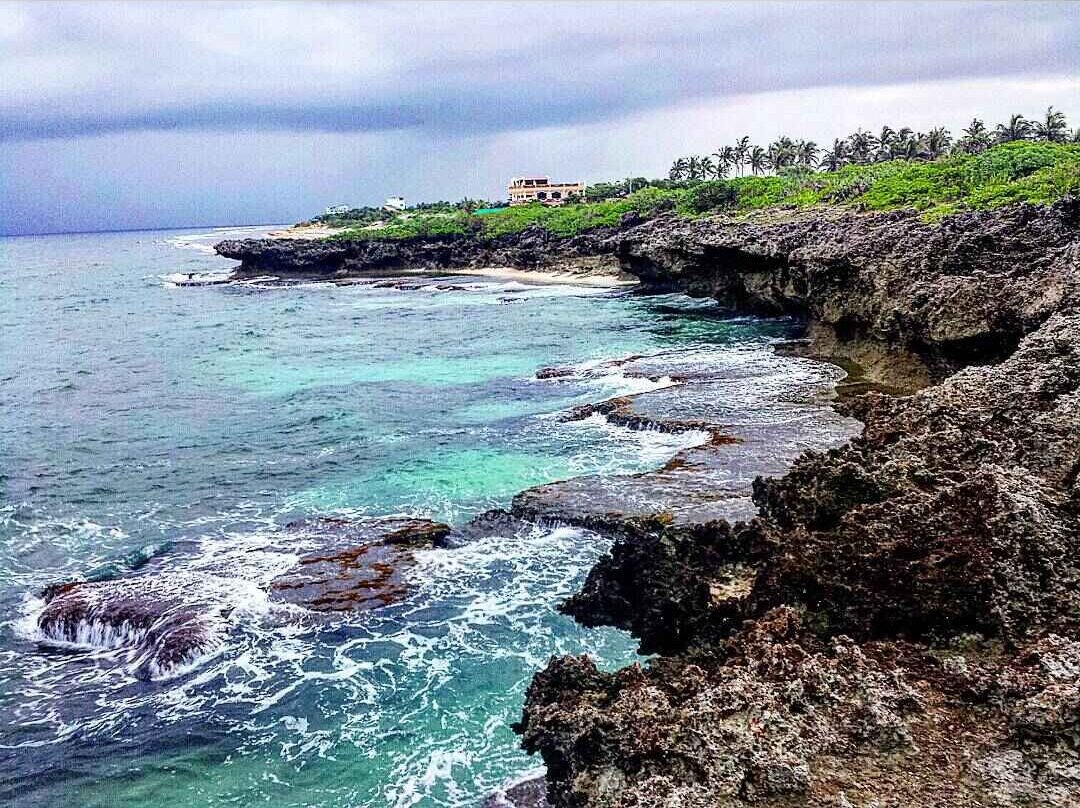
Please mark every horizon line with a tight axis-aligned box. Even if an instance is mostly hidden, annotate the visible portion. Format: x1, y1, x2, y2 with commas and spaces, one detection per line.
0, 221, 292, 239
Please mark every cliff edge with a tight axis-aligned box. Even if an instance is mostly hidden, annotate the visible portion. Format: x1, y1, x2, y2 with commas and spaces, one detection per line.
514, 200, 1080, 807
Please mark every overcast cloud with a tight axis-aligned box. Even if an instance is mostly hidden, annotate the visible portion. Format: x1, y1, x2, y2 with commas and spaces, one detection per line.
1, 1, 1078, 234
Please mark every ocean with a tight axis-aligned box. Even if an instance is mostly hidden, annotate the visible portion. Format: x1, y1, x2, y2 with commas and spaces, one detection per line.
0, 226, 822, 807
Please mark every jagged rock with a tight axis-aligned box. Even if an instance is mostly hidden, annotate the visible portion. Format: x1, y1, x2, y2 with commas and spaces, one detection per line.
215, 224, 623, 279
748, 314, 1080, 643
482, 776, 551, 808
516, 608, 925, 808
559, 517, 759, 655
512, 204, 1080, 807
615, 199, 1080, 388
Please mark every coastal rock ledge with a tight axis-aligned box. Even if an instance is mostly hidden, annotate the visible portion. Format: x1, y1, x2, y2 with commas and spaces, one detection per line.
220, 201, 1080, 807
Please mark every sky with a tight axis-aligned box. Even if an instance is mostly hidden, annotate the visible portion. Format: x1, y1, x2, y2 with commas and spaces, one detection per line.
1, 1, 1078, 235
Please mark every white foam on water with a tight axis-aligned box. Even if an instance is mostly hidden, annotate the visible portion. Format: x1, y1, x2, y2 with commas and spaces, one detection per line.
164, 233, 220, 255
0, 323, 857, 805
163, 225, 278, 254
561, 412, 710, 476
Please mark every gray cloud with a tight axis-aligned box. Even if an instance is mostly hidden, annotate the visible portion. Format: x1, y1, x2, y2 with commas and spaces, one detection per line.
2, 1, 1078, 235
2, 1, 1078, 142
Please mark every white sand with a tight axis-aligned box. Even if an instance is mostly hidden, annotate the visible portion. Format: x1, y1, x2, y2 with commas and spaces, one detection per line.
266, 224, 348, 240
405, 266, 638, 288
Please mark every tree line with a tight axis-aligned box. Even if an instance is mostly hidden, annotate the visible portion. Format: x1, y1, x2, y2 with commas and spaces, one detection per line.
668, 107, 1079, 181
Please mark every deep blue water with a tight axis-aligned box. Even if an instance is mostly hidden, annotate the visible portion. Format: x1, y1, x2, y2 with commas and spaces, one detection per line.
0, 226, 811, 807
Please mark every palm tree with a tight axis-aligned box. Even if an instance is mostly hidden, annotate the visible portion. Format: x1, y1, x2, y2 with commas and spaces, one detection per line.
996, 114, 1031, 143
959, 118, 992, 154
891, 128, 914, 159
1033, 106, 1068, 142
767, 136, 796, 171
690, 155, 706, 181
796, 139, 819, 167
733, 136, 751, 176
713, 145, 735, 179
924, 127, 952, 159
819, 138, 849, 171
749, 146, 769, 176
877, 126, 896, 161
699, 155, 716, 180
847, 130, 878, 164
668, 158, 688, 181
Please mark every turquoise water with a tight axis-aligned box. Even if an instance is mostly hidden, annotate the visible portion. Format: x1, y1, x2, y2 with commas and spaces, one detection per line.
0, 227, 799, 807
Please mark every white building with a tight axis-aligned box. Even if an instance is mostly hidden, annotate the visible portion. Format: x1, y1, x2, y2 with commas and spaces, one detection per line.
507, 176, 585, 206
384, 196, 406, 212
325, 204, 351, 216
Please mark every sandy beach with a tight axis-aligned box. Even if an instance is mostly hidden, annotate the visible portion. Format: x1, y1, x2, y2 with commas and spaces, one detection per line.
417, 265, 638, 288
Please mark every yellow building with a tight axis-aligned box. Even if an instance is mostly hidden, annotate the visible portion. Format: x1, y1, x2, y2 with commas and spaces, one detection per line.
508, 176, 585, 206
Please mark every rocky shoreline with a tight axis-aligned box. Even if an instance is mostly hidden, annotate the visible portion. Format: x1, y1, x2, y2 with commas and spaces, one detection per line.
223, 198, 1078, 806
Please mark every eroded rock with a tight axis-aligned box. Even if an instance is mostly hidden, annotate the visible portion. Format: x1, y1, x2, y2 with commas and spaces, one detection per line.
269, 516, 451, 612
514, 205, 1080, 806
37, 575, 226, 681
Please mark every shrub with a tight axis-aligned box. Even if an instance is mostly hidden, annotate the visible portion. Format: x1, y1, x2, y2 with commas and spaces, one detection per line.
681, 181, 738, 214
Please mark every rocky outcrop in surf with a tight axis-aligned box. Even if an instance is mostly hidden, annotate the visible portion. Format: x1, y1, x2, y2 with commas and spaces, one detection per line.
38, 575, 226, 681
270, 516, 451, 612
511, 348, 860, 529
34, 516, 451, 680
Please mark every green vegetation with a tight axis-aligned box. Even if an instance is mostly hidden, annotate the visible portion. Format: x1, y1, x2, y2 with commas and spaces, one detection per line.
678, 142, 1080, 219
329, 141, 1079, 243
670, 107, 1080, 180
323, 107, 1080, 243
330, 184, 681, 241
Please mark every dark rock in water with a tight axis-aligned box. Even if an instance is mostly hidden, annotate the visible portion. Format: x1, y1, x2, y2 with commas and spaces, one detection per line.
270, 517, 451, 612
37, 576, 224, 681
534, 366, 576, 380
560, 517, 760, 656
482, 775, 551, 808
453, 509, 531, 544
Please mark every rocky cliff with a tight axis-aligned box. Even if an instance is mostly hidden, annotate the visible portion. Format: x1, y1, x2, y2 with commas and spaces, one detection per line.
513, 202, 1080, 807
616, 201, 1079, 387
218, 201, 1080, 807
215, 224, 621, 279
218, 200, 1078, 389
